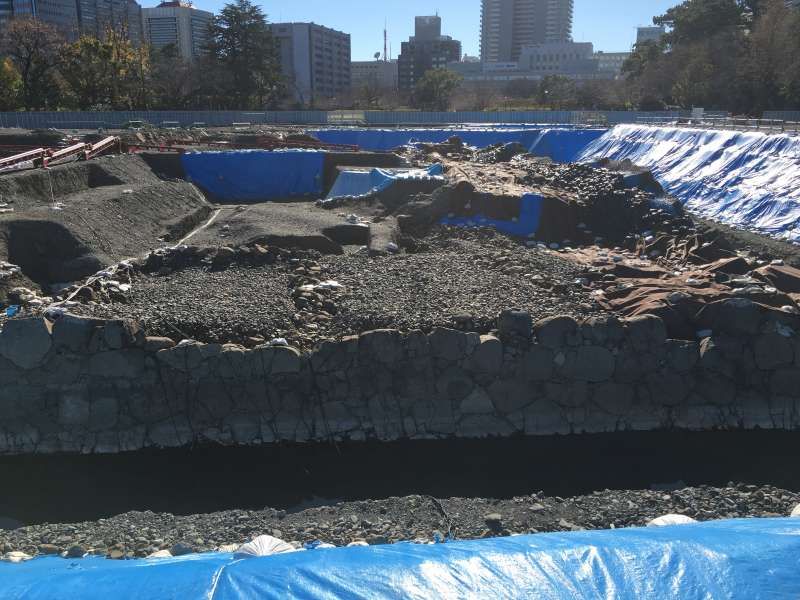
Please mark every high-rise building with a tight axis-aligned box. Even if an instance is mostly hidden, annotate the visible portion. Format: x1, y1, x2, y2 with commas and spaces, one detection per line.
269, 22, 351, 105
142, 1, 212, 60
11, 0, 79, 37
397, 15, 462, 90
636, 25, 665, 45
481, 0, 573, 63
0, 0, 13, 24
351, 59, 398, 91
8, 0, 142, 42
77, 0, 143, 44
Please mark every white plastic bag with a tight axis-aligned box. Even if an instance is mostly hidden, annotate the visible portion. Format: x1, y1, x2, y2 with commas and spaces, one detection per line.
234, 535, 301, 559
647, 514, 698, 527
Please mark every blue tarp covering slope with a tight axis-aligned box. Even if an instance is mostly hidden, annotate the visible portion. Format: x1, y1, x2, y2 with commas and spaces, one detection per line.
441, 193, 544, 237
4, 518, 799, 599
326, 164, 444, 199
182, 150, 326, 202
312, 127, 605, 162
528, 128, 607, 163
577, 124, 800, 241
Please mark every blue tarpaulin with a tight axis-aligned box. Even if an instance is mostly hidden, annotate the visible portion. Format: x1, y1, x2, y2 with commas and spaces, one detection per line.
578, 124, 800, 241
441, 193, 544, 238
2, 518, 799, 599
326, 164, 444, 199
311, 127, 605, 162
181, 150, 326, 202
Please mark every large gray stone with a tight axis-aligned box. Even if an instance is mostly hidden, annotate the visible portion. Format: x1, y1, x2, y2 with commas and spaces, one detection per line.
772, 369, 800, 397
566, 346, 615, 382
519, 345, 554, 381
534, 316, 578, 349
581, 316, 625, 346
469, 335, 503, 374
359, 330, 403, 365
51, 315, 100, 353
498, 310, 533, 340
753, 333, 794, 370
488, 379, 534, 413
436, 366, 474, 401
429, 328, 475, 361
459, 387, 494, 414
625, 315, 667, 352
665, 340, 700, 373
103, 320, 141, 350
88, 350, 144, 378
592, 382, 635, 415
270, 346, 302, 375
0, 318, 52, 370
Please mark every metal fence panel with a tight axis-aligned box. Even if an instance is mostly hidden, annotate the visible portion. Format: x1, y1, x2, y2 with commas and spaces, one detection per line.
0, 110, 698, 130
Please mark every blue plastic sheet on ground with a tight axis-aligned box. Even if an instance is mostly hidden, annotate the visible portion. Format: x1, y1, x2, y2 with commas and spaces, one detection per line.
4, 305, 19, 318
2, 518, 800, 599
441, 193, 544, 237
311, 127, 605, 161
326, 164, 444, 199
181, 150, 326, 202
578, 124, 800, 241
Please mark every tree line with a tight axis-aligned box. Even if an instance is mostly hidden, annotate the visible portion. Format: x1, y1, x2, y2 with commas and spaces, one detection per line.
624, 0, 800, 114
0, 0, 284, 111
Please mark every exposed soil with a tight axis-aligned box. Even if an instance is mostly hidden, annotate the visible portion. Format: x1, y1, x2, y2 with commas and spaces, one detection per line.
0, 155, 211, 300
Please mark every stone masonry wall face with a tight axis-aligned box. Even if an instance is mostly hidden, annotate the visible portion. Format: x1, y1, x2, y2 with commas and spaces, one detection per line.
0, 302, 799, 455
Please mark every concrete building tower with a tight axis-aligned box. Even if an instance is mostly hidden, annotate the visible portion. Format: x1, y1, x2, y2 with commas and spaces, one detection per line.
142, 1, 213, 60
480, 0, 573, 63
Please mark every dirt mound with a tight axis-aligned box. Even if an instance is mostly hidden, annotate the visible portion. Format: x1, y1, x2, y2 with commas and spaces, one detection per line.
0, 155, 211, 298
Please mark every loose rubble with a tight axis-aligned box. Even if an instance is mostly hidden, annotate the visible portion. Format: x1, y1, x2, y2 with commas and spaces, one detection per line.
1, 485, 797, 560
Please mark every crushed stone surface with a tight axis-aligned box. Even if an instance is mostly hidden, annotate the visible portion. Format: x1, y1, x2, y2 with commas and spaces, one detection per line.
71, 229, 599, 345
1, 485, 796, 558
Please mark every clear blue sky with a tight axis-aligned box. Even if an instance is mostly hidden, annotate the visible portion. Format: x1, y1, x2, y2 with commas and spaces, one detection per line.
160, 0, 679, 60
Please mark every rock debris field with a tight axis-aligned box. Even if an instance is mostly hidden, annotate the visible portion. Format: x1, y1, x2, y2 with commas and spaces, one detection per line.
73, 229, 597, 346
1, 485, 798, 559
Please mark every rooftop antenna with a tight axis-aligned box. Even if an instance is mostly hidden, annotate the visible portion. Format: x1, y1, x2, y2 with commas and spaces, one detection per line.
383, 19, 388, 62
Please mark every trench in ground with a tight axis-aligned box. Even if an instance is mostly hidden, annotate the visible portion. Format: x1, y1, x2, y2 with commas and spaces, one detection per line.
1, 430, 798, 526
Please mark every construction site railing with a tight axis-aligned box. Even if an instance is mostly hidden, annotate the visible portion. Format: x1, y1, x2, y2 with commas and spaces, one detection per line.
637, 116, 800, 134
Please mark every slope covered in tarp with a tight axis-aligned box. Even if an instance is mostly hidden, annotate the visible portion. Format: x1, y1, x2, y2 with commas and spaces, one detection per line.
326, 164, 444, 199
577, 124, 800, 241
182, 150, 326, 202
312, 127, 606, 161
3, 518, 800, 599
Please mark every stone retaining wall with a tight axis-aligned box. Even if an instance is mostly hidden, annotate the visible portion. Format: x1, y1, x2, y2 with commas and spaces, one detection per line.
1, 300, 799, 455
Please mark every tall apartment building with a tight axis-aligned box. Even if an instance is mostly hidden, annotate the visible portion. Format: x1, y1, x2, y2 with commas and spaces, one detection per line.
142, 1, 212, 60
481, 0, 573, 63
9, 0, 142, 42
269, 22, 351, 106
397, 16, 462, 91
78, 0, 143, 44
10, 0, 79, 36
0, 0, 13, 24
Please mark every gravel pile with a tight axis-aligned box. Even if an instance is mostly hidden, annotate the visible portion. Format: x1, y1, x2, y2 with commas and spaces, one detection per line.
72, 229, 599, 345
322, 228, 597, 336
2, 485, 796, 559
74, 264, 300, 344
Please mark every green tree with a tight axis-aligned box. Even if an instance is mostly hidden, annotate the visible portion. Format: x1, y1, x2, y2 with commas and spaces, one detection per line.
60, 28, 149, 109
0, 58, 22, 110
538, 75, 577, 109
412, 69, 462, 111
204, 0, 283, 109
0, 18, 64, 109
150, 44, 196, 109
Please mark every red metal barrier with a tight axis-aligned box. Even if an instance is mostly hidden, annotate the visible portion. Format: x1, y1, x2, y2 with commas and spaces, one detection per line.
0, 147, 46, 170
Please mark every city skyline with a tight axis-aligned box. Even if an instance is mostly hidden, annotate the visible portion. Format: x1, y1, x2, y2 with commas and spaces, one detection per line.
170, 0, 678, 60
